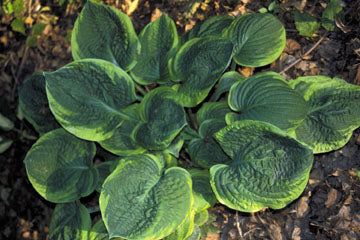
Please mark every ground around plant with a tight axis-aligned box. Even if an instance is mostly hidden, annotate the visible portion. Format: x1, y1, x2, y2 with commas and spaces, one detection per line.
1, 0, 360, 239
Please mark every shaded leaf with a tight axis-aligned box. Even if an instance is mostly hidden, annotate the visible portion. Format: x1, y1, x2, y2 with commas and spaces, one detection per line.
197, 101, 231, 126
32, 22, 47, 35
71, 0, 140, 71
24, 129, 98, 203
212, 120, 313, 212
290, 76, 360, 153
45, 59, 136, 141
169, 37, 233, 107
322, 0, 343, 31
131, 14, 179, 84
225, 13, 286, 67
0, 113, 14, 131
213, 71, 245, 101
294, 10, 320, 37
100, 154, 193, 240
11, 18, 25, 35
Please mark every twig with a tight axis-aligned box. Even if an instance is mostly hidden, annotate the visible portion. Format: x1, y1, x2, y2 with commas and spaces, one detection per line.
279, 31, 328, 76
235, 211, 244, 239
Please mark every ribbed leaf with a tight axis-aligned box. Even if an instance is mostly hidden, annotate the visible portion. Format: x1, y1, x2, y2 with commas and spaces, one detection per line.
99, 104, 145, 156
71, 0, 140, 71
188, 119, 231, 169
164, 210, 195, 240
18, 72, 59, 134
290, 76, 360, 153
187, 15, 234, 40
100, 154, 193, 240
45, 59, 136, 141
213, 71, 245, 101
49, 202, 91, 240
227, 72, 307, 131
189, 169, 217, 213
133, 87, 187, 150
197, 101, 231, 126
131, 14, 179, 84
225, 13, 286, 67
24, 129, 98, 203
211, 120, 313, 212
95, 159, 120, 192
169, 37, 233, 107
89, 220, 109, 240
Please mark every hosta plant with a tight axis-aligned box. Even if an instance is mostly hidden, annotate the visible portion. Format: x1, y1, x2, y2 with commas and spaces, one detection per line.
20, 1, 360, 239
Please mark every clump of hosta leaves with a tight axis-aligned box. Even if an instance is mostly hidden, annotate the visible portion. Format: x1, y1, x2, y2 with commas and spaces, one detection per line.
20, 0, 360, 239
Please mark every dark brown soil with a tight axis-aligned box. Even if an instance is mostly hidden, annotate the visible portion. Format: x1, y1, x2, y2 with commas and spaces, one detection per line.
1, 0, 360, 239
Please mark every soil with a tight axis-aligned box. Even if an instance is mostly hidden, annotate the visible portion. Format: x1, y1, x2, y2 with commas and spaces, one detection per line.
1, 0, 360, 239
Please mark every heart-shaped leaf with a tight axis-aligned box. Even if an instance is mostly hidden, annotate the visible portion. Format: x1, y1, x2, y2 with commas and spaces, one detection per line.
169, 37, 233, 107
290, 76, 360, 153
132, 87, 187, 150
24, 129, 98, 203
225, 13, 286, 67
49, 202, 91, 240
71, 0, 140, 71
188, 119, 231, 168
212, 71, 245, 101
45, 59, 136, 141
131, 14, 179, 84
18, 72, 60, 134
227, 72, 307, 131
211, 120, 313, 212
100, 154, 193, 240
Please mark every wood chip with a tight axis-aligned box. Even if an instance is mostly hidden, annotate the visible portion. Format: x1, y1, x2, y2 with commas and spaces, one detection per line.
296, 195, 309, 218
325, 188, 340, 208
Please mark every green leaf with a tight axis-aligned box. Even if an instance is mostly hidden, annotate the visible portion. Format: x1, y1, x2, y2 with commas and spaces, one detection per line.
71, 0, 140, 71
211, 120, 313, 212
169, 37, 233, 107
5, 2, 14, 14
294, 10, 320, 37
95, 159, 120, 192
197, 101, 231, 126
19, 72, 60, 134
13, 0, 24, 15
164, 135, 185, 158
227, 72, 307, 132
194, 210, 208, 227
32, 22, 47, 35
49, 202, 91, 240
164, 210, 196, 240
132, 87, 187, 150
322, 0, 343, 31
45, 59, 136, 141
89, 219, 109, 240
258, 8, 268, 13
98, 104, 145, 156
100, 154, 193, 240
189, 169, 217, 213
0, 113, 14, 131
188, 119, 231, 169
11, 18, 25, 35
0, 138, 13, 154
225, 13, 286, 67
187, 224, 201, 240
290, 76, 360, 153
26, 35, 38, 47
24, 129, 98, 203
268, 1, 277, 12
190, 15, 234, 39
213, 71, 245, 101
131, 14, 179, 85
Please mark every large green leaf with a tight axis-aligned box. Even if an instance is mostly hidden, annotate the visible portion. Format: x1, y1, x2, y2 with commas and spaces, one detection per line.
100, 154, 193, 240
227, 72, 307, 131
49, 202, 91, 240
24, 129, 98, 203
212, 71, 245, 101
211, 120, 313, 212
290, 76, 360, 153
71, 0, 140, 71
196, 101, 231, 126
95, 159, 120, 192
89, 219, 123, 240
18, 72, 60, 134
189, 169, 217, 213
188, 119, 231, 168
169, 37, 233, 107
132, 87, 187, 150
225, 13, 286, 67
98, 104, 145, 156
45, 59, 136, 141
164, 210, 196, 240
131, 14, 179, 84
